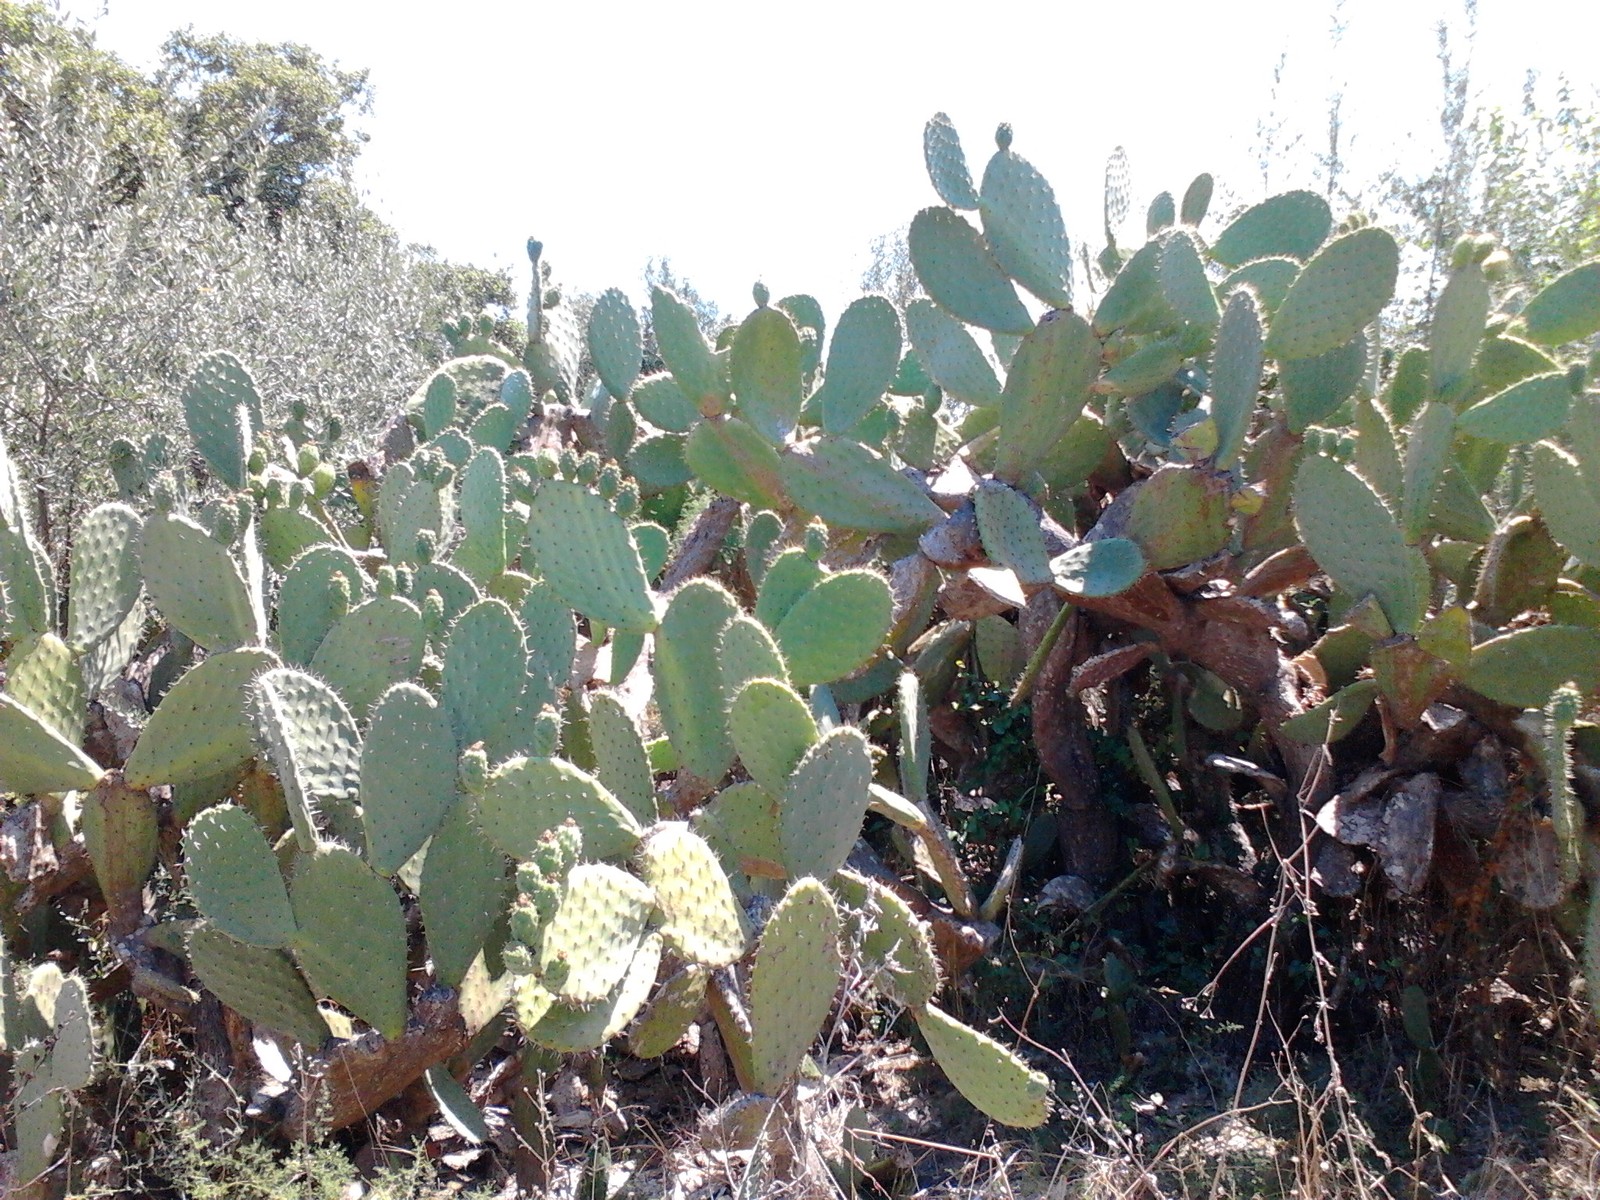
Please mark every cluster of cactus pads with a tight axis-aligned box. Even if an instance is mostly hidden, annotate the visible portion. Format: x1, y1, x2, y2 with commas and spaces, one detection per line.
3, 111, 1600, 1185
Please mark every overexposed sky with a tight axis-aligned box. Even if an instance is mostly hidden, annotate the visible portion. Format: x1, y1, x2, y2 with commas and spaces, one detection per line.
58, 0, 1600, 320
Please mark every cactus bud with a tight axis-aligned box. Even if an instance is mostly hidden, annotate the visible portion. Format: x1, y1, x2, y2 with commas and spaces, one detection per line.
575, 453, 599, 486
328, 571, 352, 621
535, 451, 560, 480
310, 461, 336, 499
414, 528, 437, 565
558, 449, 578, 480
543, 287, 561, 310
508, 897, 546, 945
529, 821, 582, 879
478, 313, 494, 339
152, 473, 178, 514
211, 502, 239, 545
531, 706, 562, 757
804, 521, 829, 561
500, 941, 538, 976
753, 281, 770, 308
376, 565, 398, 597
421, 589, 445, 638
325, 414, 343, 443
233, 494, 254, 535
297, 445, 320, 477
287, 479, 307, 509
265, 477, 288, 508
597, 463, 621, 501
458, 744, 490, 794
995, 122, 1013, 151
612, 480, 639, 520
290, 399, 310, 422
247, 447, 267, 475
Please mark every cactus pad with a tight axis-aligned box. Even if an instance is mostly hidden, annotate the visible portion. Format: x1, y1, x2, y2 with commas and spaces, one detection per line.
184, 803, 296, 947
251, 667, 363, 852
638, 822, 749, 965
536, 862, 655, 1003
655, 579, 741, 782
748, 878, 843, 1093
908, 207, 1032, 335
775, 569, 893, 686
289, 847, 408, 1039
477, 756, 642, 861
188, 925, 328, 1047
1266, 228, 1399, 361
527, 480, 656, 633
1294, 454, 1429, 635
139, 512, 262, 650
419, 800, 508, 988
310, 596, 426, 718
913, 1003, 1050, 1128
360, 683, 459, 874
0, 693, 104, 795
730, 678, 819, 793
995, 309, 1099, 483
779, 726, 872, 880
904, 299, 1002, 407
525, 931, 663, 1053
66, 502, 142, 653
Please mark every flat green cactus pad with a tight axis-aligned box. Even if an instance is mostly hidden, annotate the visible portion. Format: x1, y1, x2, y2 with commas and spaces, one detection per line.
923, 112, 979, 210
815, 296, 902, 435
775, 569, 893, 686
1456, 373, 1573, 445
685, 416, 789, 509
1532, 442, 1600, 568
182, 350, 264, 489
527, 480, 657, 634
184, 804, 296, 947
835, 870, 941, 1008
0, 692, 104, 795
1282, 332, 1368, 433
441, 599, 527, 758
914, 1002, 1051, 1128
290, 847, 408, 1039
1049, 537, 1146, 598
974, 481, 1052, 585
525, 931, 662, 1053
1294, 454, 1429, 635
1210, 288, 1264, 469
730, 678, 818, 793
585, 693, 657, 825
1266, 228, 1399, 362
140, 512, 262, 650
66, 502, 142, 652
587, 288, 644, 401
731, 304, 804, 443
477, 756, 642, 861
632, 373, 698, 432
748, 878, 843, 1094
537, 862, 655, 1004
189, 925, 328, 1046
309, 595, 426, 718
419, 800, 508, 989
904, 299, 1002, 407
123, 648, 276, 789
695, 781, 784, 880
909, 207, 1032, 335
1210, 190, 1332, 268
627, 962, 710, 1058
252, 666, 364, 853
654, 579, 741, 782
995, 309, 1099, 483
779, 726, 873, 880
980, 136, 1073, 308
360, 683, 459, 875
276, 545, 371, 666
1518, 261, 1600, 346
6, 631, 85, 746
651, 286, 725, 411
639, 822, 749, 965
1126, 466, 1232, 571
1465, 626, 1600, 709
781, 436, 944, 535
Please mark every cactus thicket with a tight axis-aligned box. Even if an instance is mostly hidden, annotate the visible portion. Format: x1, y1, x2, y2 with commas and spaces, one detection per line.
2, 108, 1599, 1189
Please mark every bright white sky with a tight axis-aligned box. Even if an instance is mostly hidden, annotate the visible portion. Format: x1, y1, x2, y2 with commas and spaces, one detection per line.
58, 0, 1600, 322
